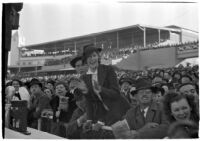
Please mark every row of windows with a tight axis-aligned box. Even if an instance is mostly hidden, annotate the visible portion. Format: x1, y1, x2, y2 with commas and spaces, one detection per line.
17, 61, 42, 66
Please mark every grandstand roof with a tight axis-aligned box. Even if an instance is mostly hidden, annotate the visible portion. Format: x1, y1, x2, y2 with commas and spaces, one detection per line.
166, 25, 199, 33
22, 24, 182, 49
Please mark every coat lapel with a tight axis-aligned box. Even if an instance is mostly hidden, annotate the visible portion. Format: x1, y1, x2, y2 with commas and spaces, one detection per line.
83, 74, 93, 92
135, 107, 145, 128
145, 102, 157, 123
98, 65, 106, 86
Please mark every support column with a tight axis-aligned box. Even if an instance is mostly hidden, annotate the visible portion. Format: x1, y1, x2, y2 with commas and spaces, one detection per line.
74, 41, 77, 55
132, 30, 134, 47
18, 48, 21, 73
117, 32, 119, 49
94, 37, 96, 47
179, 30, 182, 43
64, 43, 66, 67
143, 27, 146, 48
158, 29, 160, 43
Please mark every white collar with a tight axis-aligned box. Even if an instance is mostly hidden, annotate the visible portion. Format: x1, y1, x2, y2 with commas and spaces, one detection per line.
87, 67, 98, 75
141, 106, 149, 113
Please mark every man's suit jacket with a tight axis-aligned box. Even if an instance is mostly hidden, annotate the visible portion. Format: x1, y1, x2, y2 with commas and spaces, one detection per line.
81, 64, 130, 125
65, 108, 84, 139
125, 102, 169, 139
27, 92, 50, 129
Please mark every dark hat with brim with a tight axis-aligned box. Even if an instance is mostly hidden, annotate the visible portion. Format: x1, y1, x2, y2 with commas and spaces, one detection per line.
29, 78, 43, 89
82, 44, 102, 62
133, 78, 155, 94
70, 56, 83, 68
119, 77, 135, 86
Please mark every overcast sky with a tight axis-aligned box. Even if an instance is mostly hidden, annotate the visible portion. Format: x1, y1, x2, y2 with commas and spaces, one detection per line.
18, 0, 199, 46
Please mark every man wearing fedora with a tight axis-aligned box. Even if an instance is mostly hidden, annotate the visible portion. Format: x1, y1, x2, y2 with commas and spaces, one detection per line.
65, 78, 87, 139
27, 78, 51, 129
122, 78, 169, 139
76, 44, 130, 133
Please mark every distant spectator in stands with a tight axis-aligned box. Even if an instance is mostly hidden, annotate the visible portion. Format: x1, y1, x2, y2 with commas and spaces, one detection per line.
163, 92, 199, 125
181, 70, 187, 76
172, 72, 182, 82
123, 78, 169, 139
158, 70, 164, 78
152, 75, 163, 84
27, 78, 50, 129
180, 75, 193, 84
163, 72, 173, 83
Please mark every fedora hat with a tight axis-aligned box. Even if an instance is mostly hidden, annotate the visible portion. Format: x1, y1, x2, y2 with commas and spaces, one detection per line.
70, 56, 83, 68
29, 78, 43, 89
134, 78, 155, 93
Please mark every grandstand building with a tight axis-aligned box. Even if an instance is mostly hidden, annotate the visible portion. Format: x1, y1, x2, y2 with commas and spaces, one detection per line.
8, 24, 198, 77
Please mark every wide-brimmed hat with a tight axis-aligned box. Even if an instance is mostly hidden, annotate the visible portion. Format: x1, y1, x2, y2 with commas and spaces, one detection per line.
29, 78, 43, 89
82, 44, 102, 62
70, 56, 83, 68
119, 77, 135, 86
134, 78, 155, 93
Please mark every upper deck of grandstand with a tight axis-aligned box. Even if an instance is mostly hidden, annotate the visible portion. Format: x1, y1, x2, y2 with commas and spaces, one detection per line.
19, 24, 186, 58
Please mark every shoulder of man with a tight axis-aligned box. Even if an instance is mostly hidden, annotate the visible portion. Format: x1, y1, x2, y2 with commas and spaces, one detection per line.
125, 105, 138, 119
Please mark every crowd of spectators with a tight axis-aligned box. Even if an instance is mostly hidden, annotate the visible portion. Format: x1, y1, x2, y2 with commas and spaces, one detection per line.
5, 62, 199, 139
21, 50, 75, 58
44, 56, 74, 66
5, 39, 199, 139
177, 41, 199, 52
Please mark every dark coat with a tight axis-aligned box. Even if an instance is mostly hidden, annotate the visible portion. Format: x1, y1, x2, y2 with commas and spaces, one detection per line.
125, 102, 169, 139
81, 64, 130, 125
65, 108, 85, 139
27, 92, 51, 129
50, 92, 77, 123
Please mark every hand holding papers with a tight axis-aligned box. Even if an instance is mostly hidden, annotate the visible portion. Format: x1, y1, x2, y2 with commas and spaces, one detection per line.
111, 119, 138, 139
